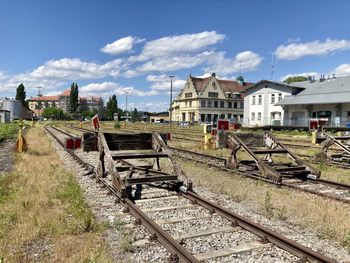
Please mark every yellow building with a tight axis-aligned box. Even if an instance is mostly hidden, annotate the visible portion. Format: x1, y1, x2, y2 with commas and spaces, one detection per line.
171, 73, 252, 123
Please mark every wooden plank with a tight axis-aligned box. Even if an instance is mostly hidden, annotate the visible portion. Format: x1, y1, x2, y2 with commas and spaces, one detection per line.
173, 226, 235, 240
252, 149, 288, 154
125, 175, 178, 184
194, 242, 270, 261
155, 214, 211, 225
112, 152, 168, 160
135, 195, 179, 204
142, 204, 194, 213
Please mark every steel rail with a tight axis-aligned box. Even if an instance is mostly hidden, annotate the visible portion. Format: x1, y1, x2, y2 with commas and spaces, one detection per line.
182, 191, 336, 263
46, 126, 199, 263
46, 125, 338, 262
172, 146, 350, 204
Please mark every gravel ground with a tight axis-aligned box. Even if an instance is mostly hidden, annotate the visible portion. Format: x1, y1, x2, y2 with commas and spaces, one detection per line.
46, 128, 350, 262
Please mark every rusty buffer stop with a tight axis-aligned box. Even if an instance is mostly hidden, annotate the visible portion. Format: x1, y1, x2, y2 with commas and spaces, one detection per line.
65, 137, 82, 150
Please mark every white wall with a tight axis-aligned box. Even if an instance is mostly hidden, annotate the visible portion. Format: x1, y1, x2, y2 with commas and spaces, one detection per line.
243, 82, 294, 127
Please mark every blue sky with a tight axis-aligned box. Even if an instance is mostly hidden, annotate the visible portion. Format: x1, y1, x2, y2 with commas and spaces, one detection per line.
1, 0, 350, 111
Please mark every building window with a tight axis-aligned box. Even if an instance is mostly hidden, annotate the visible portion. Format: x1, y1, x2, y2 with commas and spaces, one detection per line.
201, 114, 205, 122
239, 102, 243, 108
258, 112, 261, 121
278, 93, 282, 102
228, 113, 232, 119
208, 92, 218, 98
252, 96, 256, 105
189, 101, 192, 107
208, 100, 212, 108
214, 101, 218, 108
258, 95, 262, 105
201, 100, 206, 107
185, 92, 193, 98
251, 112, 255, 121
233, 94, 241, 99
233, 102, 237, 109
220, 101, 224, 108
185, 101, 188, 107
228, 101, 232, 108
271, 94, 275, 104
226, 93, 232, 98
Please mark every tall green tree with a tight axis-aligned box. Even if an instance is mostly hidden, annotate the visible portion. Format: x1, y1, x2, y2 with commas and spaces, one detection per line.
105, 95, 118, 120
42, 108, 65, 119
69, 82, 79, 113
283, 76, 308, 84
15, 83, 28, 108
131, 108, 141, 122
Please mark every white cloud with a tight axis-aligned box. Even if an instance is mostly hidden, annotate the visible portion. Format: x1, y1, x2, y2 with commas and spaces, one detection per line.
275, 38, 350, 60
137, 51, 217, 72
100, 36, 144, 55
146, 74, 185, 91
129, 31, 225, 63
280, 72, 319, 82
80, 81, 158, 97
331, 64, 350, 76
0, 57, 126, 94
0, 71, 8, 81
205, 51, 263, 76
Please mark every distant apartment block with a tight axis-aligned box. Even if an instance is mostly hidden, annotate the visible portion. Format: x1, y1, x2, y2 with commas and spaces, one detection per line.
28, 89, 103, 116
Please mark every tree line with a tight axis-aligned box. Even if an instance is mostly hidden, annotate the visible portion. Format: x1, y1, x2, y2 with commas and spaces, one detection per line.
15, 83, 144, 121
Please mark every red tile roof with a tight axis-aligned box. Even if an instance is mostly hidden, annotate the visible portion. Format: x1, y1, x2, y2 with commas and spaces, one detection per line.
29, 96, 59, 101
60, 89, 71, 96
190, 76, 252, 93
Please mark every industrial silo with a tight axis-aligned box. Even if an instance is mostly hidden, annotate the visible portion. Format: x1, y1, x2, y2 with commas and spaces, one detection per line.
1, 100, 22, 120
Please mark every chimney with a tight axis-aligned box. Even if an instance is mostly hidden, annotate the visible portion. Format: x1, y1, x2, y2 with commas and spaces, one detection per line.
320, 74, 325, 82
332, 73, 336, 80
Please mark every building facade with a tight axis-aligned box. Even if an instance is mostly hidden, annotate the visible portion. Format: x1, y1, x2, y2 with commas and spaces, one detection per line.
171, 73, 251, 124
28, 89, 103, 116
277, 75, 350, 127
243, 80, 303, 126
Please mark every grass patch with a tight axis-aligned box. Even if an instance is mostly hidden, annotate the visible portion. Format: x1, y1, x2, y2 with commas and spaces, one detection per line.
0, 127, 114, 262
0, 123, 19, 142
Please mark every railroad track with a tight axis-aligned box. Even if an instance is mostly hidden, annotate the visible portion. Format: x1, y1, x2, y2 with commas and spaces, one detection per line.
170, 147, 350, 205
64, 125, 350, 202
44, 125, 337, 263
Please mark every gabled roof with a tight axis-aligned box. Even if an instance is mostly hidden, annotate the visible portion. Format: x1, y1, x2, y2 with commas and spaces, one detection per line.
29, 96, 59, 101
60, 89, 71, 96
190, 77, 211, 92
277, 75, 350, 105
243, 79, 304, 93
189, 76, 252, 93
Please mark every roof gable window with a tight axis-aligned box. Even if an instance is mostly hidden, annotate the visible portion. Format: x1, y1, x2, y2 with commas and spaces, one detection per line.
208, 92, 218, 98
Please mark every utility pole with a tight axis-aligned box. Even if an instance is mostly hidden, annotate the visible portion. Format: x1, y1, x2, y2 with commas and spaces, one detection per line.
125, 93, 129, 122
169, 75, 175, 124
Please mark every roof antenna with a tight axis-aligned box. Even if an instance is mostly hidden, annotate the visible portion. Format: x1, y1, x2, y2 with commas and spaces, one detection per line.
271, 53, 276, 80
37, 87, 43, 97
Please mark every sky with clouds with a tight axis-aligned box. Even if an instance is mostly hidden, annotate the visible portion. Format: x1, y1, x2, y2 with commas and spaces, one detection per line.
1, 0, 350, 111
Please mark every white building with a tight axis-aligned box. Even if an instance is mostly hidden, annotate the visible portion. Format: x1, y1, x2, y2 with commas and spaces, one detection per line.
278, 75, 350, 127
243, 80, 303, 126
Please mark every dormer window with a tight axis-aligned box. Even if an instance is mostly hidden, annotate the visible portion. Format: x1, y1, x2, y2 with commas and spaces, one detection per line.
185, 92, 192, 98
208, 92, 218, 98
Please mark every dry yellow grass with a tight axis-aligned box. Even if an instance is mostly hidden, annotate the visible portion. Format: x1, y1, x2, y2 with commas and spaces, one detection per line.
178, 158, 350, 249
0, 127, 116, 262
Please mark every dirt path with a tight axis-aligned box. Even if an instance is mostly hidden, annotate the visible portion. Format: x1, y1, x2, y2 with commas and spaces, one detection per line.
0, 139, 15, 174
